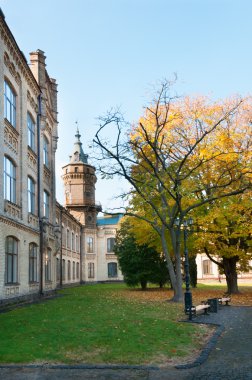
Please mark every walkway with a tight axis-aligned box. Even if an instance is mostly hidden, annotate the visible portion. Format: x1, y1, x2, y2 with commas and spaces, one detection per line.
0, 306, 251, 379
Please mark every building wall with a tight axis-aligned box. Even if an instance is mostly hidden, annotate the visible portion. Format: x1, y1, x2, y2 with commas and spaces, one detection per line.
0, 12, 58, 301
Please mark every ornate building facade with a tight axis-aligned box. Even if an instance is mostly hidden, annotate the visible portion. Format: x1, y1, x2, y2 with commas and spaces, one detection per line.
0, 9, 122, 303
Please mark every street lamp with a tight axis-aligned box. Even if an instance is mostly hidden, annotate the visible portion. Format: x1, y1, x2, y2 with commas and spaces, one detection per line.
174, 217, 194, 320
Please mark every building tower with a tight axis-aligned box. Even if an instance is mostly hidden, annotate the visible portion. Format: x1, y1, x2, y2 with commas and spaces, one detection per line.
62, 128, 101, 228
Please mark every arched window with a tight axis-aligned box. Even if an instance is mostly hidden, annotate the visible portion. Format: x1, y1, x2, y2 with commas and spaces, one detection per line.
45, 248, 51, 281
5, 236, 18, 283
43, 190, 49, 218
43, 136, 49, 167
108, 262, 118, 278
27, 113, 36, 151
29, 243, 38, 282
28, 176, 35, 214
4, 81, 16, 127
4, 156, 16, 203
107, 238, 115, 253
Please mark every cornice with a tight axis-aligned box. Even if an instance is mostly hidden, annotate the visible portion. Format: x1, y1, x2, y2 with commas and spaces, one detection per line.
0, 17, 40, 96
0, 214, 39, 235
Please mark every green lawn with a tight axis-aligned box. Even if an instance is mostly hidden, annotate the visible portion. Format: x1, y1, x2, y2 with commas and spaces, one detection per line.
0, 284, 210, 366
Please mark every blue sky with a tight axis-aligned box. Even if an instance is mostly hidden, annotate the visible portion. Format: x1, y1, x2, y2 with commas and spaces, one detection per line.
1, 0, 251, 210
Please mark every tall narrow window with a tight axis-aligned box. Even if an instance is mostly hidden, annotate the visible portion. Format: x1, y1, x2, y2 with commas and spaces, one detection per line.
87, 237, 94, 253
203, 259, 212, 275
28, 177, 35, 214
67, 229, 70, 249
27, 113, 35, 151
4, 81, 16, 127
76, 234, 79, 252
4, 156, 16, 203
68, 260, 71, 280
45, 248, 51, 281
29, 243, 38, 282
62, 259, 66, 281
88, 262, 95, 279
6, 236, 18, 283
108, 262, 118, 278
107, 238, 115, 253
76, 262, 80, 279
43, 190, 49, 218
56, 258, 60, 281
72, 232, 75, 251
43, 136, 49, 167
73, 261, 75, 280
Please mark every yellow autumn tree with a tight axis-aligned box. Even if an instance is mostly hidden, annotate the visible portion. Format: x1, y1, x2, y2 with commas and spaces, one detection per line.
94, 80, 252, 302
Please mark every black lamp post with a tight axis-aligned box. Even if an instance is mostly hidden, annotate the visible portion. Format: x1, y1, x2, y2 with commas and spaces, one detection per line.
175, 217, 194, 320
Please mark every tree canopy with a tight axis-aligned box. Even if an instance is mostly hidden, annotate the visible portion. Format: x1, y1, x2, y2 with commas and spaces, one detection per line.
94, 80, 252, 302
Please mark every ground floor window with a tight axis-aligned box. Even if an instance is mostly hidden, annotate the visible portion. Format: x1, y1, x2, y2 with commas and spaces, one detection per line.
108, 262, 117, 278
45, 248, 52, 281
76, 262, 80, 279
73, 261, 75, 280
88, 262, 95, 279
203, 259, 212, 275
56, 258, 60, 281
68, 260, 71, 280
62, 259, 66, 280
29, 243, 38, 282
6, 236, 18, 283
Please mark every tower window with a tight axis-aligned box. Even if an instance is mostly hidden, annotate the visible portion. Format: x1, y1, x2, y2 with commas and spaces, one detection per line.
75, 167, 78, 173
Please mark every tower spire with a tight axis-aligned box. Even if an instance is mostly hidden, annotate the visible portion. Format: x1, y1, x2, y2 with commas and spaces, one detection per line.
69, 122, 88, 163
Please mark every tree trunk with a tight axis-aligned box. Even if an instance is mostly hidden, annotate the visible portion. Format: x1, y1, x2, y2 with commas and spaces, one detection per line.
161, 227, 183, 302
140, 280, 147, 290
223, 256, 240, 294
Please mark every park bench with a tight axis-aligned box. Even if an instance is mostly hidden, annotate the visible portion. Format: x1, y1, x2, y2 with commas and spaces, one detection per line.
186, 303, 210, 318
218, 297, 231, 306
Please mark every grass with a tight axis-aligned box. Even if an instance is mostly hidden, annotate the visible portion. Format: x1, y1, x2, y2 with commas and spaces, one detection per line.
2, 282, 246, 366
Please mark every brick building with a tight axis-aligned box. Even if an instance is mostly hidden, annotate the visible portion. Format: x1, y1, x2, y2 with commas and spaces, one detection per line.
0, 9, 122, 303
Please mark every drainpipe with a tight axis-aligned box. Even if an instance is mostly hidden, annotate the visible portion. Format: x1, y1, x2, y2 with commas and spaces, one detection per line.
59, 206, 63, 288
37, 94, 43, 296
80, 225, 83, 284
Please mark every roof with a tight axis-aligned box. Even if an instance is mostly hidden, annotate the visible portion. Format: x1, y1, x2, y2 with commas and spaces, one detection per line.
69, 127, 88, 164
97, 214, 124, 226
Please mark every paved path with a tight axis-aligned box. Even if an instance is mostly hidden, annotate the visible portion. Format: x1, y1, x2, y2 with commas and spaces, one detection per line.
0, 306, 251, 380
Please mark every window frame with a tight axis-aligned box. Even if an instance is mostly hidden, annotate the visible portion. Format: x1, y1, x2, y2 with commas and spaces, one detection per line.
107, 238, 115, 253
108, 262, 118, 278
4, 156, 16, 203
87, 237, 94, 253
88, 262, 95, 279
68, 260, 71, 280
27, 113, 36, 151
29, 243, 38, 283
45, 248, 52, 282
28, 176, 36, 214
43, 135, 49, 167
5, 236, 18, 284
4, 80, 16, 128
43, 190, 49, 218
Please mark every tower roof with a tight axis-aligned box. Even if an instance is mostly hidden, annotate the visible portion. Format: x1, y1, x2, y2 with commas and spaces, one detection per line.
69, 125, 88, 164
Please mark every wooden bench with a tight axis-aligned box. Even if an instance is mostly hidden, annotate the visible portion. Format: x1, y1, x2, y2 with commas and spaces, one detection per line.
186, 303, 210, 317
218, 297, 231, 306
